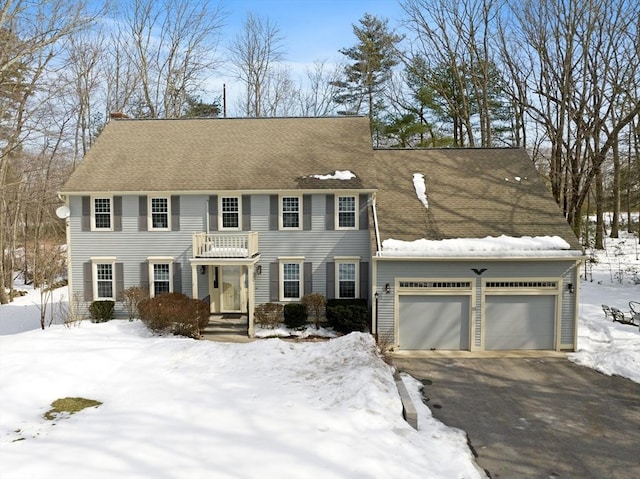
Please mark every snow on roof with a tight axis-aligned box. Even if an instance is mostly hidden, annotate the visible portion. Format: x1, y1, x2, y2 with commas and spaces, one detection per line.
379, 235, 583, 257
413, 173, 428, 208
308, 170, 356, 180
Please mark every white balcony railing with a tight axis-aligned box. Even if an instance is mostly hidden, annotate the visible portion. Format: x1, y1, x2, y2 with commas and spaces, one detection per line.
193, 232, 258, 258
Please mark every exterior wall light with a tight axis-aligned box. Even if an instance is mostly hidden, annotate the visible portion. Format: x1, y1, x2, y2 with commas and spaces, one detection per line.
385, 283, 391, 294
567, 283, 574, 294
199, 265, 206, 275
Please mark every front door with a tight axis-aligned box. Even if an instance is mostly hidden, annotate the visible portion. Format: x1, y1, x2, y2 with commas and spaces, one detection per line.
221, 266, 241, 312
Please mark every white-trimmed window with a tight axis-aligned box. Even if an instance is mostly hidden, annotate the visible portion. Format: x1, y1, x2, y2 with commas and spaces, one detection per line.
279, 258, 304, 301
280, 195, 301, 229
148, 258, 174, 297
92, 197, 112, 231
336, 195, 358, 229
220, 196, 241, 230
149, 197, 170, 230
336, 259, 359, 298
91, 257, 116, 300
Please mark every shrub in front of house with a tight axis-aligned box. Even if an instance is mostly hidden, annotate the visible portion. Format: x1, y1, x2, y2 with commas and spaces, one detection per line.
120, 286, 149, 320
88, 300, 114, 323
302, 293, 326, 329
254, 303, 283, 329
326, 299, 368, 333
138, 293, 209, 339
283, 303, 308, 329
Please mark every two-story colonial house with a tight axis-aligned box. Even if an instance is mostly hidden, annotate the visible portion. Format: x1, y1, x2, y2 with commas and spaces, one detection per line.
59, 116, 584, 351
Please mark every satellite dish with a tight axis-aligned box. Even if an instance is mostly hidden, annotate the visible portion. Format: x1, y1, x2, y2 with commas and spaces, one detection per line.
56, 205, 70, 219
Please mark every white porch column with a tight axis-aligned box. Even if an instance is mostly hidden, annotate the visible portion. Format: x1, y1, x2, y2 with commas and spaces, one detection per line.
191, 264, 198, 299
247, 264, 255, 338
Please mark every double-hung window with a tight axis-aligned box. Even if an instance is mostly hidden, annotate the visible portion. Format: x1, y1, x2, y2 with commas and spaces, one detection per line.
280, 196, 301, 229
91, 257, 116, 300
336, 195, 357, 229
149, 197, 170, 230
148, 258, 174, 297
335, 259, 359, 299
280, 259, 304, 301
220, 196, 240, 229
92, 197, 112, 230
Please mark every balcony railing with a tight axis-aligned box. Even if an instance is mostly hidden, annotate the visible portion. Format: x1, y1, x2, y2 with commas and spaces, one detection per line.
193, 232, 259, 258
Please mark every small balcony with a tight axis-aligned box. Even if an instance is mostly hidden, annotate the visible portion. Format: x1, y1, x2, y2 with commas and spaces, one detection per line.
193, 232, 259, 258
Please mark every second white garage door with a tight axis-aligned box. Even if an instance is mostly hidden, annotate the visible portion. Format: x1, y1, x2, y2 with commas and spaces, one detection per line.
485, 295, 556, 350
399, 295, 470, 350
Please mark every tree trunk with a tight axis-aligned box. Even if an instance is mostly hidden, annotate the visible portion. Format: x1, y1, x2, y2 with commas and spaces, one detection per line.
610, 139, 620, 238
594, 166, 605, 249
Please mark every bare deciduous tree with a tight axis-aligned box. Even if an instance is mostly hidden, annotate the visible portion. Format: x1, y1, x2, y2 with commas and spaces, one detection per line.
228, 13, 285, 117
113, 0, 225, 118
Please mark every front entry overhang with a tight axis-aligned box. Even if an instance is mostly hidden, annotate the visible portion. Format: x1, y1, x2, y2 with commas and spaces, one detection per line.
190, 255, 261, 338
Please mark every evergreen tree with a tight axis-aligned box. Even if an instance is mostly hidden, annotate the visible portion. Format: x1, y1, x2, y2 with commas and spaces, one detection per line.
333, 13, 403, 139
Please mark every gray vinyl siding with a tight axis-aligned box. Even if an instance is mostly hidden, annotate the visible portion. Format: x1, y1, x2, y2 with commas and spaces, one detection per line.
68, 193, 371, 318
375, 259, 579, 351
250, 194, 371, 304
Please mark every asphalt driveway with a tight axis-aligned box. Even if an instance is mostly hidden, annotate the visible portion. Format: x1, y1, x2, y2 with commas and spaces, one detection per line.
391, 355, 640, 479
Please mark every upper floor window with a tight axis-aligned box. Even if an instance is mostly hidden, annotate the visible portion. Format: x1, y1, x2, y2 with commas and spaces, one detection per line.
220, 196, 240, 230
336, 195, 357, 229
281, 195, 301, 229
92, 197, 112, 231
149, 197, 170, 230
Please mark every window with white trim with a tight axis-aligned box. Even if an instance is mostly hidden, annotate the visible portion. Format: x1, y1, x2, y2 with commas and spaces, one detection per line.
220, 196, 240, 229
152, 263, 171, 296
280, 260, 303, 300
149, 197, 170, 230
336, 195, 357, 229
92, 197, 112, 230
336, 260, 359, 298
148, 258, 174, 298
93, 261, 115, 300
280, 196, 301, 229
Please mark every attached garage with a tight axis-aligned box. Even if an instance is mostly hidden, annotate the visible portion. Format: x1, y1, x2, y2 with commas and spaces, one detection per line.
484, 281, 559, 350
397, 281, 473, 350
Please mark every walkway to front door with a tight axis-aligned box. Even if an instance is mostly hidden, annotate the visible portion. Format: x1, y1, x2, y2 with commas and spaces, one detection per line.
201, 314, 253, 343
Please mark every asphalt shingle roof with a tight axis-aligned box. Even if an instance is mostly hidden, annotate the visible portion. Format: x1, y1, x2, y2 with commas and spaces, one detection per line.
60, 116, 375, 193
373, 148, 582, 250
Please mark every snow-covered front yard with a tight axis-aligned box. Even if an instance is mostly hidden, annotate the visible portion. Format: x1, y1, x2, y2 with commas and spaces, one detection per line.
1, 232, 638, 478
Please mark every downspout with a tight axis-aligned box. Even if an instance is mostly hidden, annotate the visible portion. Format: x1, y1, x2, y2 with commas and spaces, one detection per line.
371, 193, 381, 338
372, 193, 382, 254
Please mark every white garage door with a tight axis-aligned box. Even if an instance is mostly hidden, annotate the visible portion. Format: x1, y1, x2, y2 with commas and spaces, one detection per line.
485, 295, 555, 350
399, 295, 470, 350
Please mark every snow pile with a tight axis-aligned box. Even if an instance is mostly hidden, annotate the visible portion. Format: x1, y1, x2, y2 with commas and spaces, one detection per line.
380, 235, 578, 257
0, 320, 484, 478
412, 173, 429, 208
309, 170, 356, 180
568, 231, 640, 382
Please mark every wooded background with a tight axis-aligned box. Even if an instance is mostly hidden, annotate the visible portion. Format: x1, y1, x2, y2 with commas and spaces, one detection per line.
1, 0, 639, 303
